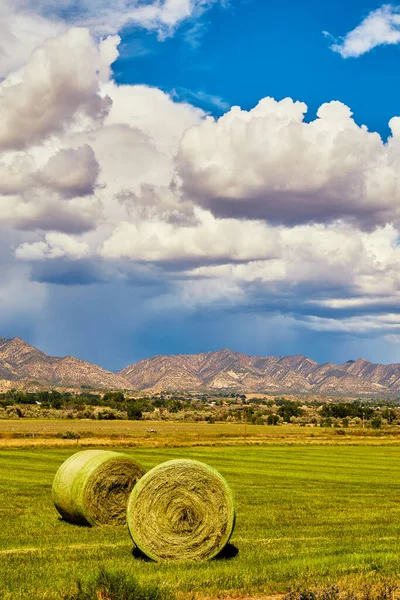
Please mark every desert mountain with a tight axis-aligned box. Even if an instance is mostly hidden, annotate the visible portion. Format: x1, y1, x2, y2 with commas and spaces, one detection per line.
119, 349, 394, 396
1, 338, 400, 396
0, 337, 131, 390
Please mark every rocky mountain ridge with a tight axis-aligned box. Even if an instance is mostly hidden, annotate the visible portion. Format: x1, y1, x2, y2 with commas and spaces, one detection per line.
119, 349, 400, 396
1, 337, 400, 396
0, 337, 131, 390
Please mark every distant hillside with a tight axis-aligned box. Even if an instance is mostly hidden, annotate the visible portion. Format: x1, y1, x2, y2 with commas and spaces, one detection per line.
1, 338, 400, 396
0, 337, 131, 390
119, 349, 398, 396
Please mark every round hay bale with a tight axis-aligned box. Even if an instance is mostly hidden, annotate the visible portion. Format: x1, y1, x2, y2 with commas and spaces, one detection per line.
52, 449, 145, 526
127, 458, 235, 562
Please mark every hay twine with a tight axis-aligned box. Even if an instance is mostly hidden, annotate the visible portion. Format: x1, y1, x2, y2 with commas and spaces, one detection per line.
127, 458, 235, 562
52, 449, 145, 526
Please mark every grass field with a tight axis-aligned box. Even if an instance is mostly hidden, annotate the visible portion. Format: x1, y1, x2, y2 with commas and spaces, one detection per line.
1, 444, 400, 599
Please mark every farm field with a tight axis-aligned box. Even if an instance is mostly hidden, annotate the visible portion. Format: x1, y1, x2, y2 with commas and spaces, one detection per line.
1, 444, 400, 599
1, 419, 400, 448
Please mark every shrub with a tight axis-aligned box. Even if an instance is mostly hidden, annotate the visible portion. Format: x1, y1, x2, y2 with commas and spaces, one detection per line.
64, 568, 171, 600
6, 406, 23, 418
59, 431, 81, 440
371, 417, 382, 430
98, 408, 118, 420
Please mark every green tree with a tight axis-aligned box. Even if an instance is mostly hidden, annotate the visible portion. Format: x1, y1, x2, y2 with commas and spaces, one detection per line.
127, 401, 145, 420
267, 414, 279, 425
103, 391, 125, 403
277, 401, 303, 422
380, 408, 396, 423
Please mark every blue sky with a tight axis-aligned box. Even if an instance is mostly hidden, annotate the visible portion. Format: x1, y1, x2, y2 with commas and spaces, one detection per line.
116, 0, 400, 137
2, 0, 400, 369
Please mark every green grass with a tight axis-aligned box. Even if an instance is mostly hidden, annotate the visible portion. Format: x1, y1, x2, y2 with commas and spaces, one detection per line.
1, 445, 400, 599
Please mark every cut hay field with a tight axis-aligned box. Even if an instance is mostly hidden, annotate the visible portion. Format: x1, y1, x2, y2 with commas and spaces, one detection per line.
1, 445, 400, 599
1, 419, 400, 448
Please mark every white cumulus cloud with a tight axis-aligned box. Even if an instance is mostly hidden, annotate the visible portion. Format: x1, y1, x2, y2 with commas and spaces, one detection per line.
100, 209, 280, 264
177, 97, 400, 229
0, 28, 115, 150
36, 146, 100, 198
16, 233, 90, 261
328, 4, 400, 58
0, 0, 223, 77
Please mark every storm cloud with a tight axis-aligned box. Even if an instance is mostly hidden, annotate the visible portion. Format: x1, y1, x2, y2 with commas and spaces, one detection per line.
2, 13, 400, 365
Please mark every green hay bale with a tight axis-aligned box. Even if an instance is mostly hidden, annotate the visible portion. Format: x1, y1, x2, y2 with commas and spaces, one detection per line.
127, 458, 235, 562
52, 449, 145, 526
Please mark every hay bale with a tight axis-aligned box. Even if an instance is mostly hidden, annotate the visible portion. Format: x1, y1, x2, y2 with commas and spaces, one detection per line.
127, 458, 235, 562
52, 449, 145, 526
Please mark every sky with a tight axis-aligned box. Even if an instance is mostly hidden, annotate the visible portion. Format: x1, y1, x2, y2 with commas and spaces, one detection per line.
2, 0, 400, 369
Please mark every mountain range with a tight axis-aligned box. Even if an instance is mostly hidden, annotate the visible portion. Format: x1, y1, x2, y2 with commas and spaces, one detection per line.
0, 337, 130, 391
1, 337, 400, 397
119, 349, 395, 396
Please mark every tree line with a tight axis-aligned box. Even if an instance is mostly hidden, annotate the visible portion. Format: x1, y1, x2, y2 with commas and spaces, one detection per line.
0, 390, 399, 428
